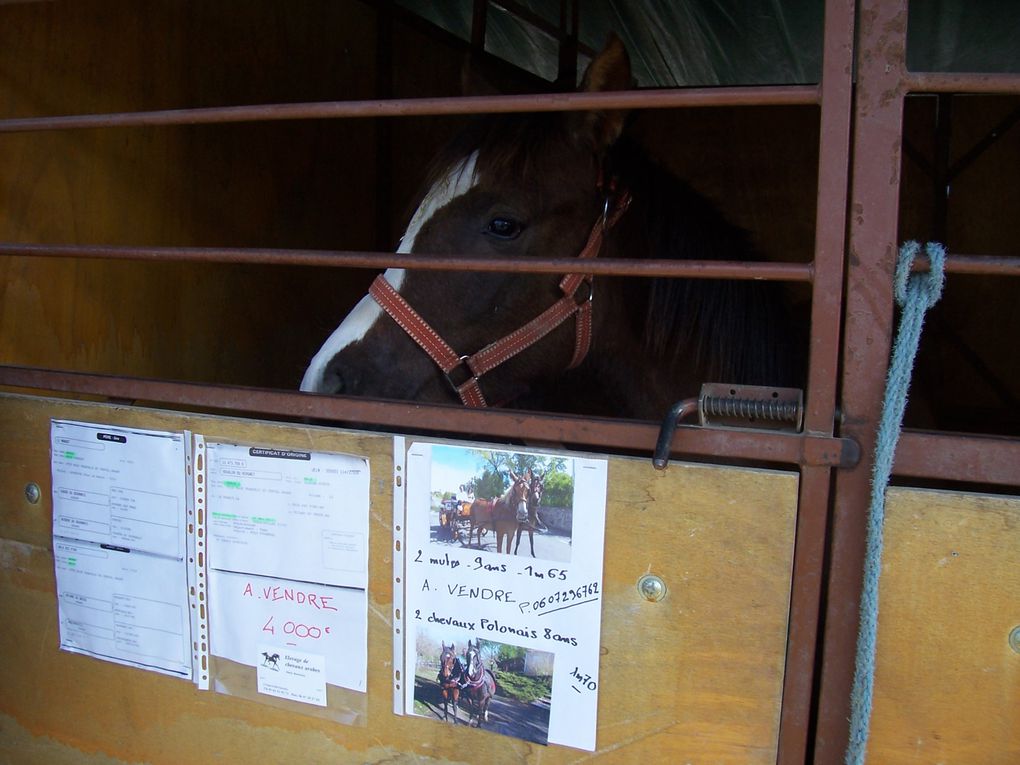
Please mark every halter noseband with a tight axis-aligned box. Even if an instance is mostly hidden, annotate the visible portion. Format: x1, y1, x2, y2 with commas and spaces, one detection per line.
369, 185, 631, 408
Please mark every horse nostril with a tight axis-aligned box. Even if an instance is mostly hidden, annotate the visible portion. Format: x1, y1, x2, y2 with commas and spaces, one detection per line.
323, 362, 348, 395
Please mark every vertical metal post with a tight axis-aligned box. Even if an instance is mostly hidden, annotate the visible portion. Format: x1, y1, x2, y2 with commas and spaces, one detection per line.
375, 1, 395, 249
471, 0, 488, 52
556, 0, 579, 89
776, 0, 856, 761
814, 1, 911, 762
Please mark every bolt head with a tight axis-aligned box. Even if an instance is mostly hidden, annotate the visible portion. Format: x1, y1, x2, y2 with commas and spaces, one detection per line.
24, 483, 41, 504
637, 574, 666, 602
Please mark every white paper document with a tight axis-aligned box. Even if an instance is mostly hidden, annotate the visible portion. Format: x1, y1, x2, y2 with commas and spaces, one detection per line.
399, 442, 608, 751
51, 420, 194, 679
206, 442, 370, 696
256, 644, 328, 707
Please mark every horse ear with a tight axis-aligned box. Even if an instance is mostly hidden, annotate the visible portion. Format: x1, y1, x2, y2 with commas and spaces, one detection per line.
571, 33, 632, 154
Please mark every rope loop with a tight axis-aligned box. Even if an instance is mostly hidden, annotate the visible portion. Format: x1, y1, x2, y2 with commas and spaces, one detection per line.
894, 240, 946, 309
845, 240, 947, 765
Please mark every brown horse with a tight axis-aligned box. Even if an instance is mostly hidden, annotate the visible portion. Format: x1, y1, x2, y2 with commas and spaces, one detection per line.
436, 642, 464, 723
461, 639, 497, 727
513, 469, 547, 557
466, 469, 530, 553
300, 36, 798, 419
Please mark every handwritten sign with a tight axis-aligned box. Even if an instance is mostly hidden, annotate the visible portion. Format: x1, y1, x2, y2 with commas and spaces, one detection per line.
206, 442, 370, 696
399, 442, 607, 751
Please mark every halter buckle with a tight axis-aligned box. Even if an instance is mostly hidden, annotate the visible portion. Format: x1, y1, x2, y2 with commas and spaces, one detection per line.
444, 356, 477, 395
574, 277, 594, 306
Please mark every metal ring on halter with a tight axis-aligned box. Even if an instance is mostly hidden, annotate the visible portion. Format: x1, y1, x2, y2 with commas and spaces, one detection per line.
601, 196, 611, 227
574, 278, 594, 306
444, 355, 476, 393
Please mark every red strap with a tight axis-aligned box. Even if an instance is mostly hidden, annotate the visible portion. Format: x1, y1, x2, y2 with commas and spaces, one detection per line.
369, 277, 460, 373
369, 277, 489, 407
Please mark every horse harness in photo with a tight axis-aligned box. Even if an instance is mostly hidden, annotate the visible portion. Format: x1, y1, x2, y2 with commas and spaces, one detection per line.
462, 659, 489, 690
369, 183, 632, 407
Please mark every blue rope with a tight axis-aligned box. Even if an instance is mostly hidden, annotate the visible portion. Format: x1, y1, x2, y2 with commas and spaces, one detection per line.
845, 241, 946, 765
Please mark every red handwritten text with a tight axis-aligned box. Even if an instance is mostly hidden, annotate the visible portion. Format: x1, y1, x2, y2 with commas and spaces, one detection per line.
242, 582, 339, 611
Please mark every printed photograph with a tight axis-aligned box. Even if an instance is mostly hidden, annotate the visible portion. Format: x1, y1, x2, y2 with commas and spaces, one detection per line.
412, 627, 554, 745
428, 446, 575, 563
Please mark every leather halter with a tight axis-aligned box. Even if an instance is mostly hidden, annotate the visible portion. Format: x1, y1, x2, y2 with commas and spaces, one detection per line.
369, 187, 631, 408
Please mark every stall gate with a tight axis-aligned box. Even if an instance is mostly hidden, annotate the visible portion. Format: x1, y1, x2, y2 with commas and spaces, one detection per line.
0, 1, 1017, 763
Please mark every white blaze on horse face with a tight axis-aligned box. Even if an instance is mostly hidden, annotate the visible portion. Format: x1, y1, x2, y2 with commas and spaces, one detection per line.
300, 152, 479, 392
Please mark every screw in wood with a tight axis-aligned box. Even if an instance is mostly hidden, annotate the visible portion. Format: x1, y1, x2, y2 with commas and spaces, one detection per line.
637, 574, 666, 602
24, 482, 41, 504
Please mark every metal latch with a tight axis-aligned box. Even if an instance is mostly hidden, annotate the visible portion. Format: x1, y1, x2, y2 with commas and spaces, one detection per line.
653, 383, 804, 469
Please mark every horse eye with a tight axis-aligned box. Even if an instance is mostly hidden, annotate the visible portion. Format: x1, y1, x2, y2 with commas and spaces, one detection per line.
484, 216, 523, 240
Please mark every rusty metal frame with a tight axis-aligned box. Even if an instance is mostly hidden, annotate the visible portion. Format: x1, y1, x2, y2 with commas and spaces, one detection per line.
2, 2, 1017, 763
814, 2, 1020, 763
0, 5, 851, 762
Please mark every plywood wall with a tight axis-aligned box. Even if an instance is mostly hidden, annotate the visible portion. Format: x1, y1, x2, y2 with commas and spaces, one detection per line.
866, 486, 1020, 764
0, 392, 799, 764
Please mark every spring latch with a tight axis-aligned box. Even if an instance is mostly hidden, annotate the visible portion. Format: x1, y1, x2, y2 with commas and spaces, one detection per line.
652, 383, 804, 469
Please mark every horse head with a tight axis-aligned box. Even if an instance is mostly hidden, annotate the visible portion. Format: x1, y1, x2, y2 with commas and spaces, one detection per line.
301, 37, 635, 409
465, 640, 481, 677
528, 471, 545, 517
507, 469, 530, 519
440, 642, 456, 677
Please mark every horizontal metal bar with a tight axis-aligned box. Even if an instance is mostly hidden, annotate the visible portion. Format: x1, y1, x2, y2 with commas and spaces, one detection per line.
912, 253, 1020, 277
0, 86, 819, 134
906, 71, 1020, 95
895, 429, 1020, 487
0, 364, 855, 468
0, 242, 815, 282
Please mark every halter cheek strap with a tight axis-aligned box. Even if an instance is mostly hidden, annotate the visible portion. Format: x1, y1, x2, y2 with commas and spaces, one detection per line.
370, 188, 631, 408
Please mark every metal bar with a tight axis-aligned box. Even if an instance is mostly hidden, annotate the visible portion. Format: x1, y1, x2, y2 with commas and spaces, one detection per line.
0, 243, 816, 282
0, 364, 857, 468
814, 1, 910, 761
776, 0, 857, 761
0, 86, 820, 134
780, 464, 836, 765
894, 430, 1020, 487
912, 253, 1020, 276
905, 71, 1020, 95
7, 242, 1017, 278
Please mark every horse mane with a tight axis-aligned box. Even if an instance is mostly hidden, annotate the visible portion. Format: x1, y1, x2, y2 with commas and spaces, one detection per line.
607, 138, 798, 387
421, 113, 798, 393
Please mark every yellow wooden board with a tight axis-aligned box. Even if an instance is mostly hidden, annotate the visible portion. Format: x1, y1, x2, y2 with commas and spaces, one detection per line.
867, 487, 1020, 764
0, 393, 797, 763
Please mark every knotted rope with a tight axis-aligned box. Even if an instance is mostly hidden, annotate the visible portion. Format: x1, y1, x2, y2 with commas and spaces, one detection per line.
845, 241, 946, 765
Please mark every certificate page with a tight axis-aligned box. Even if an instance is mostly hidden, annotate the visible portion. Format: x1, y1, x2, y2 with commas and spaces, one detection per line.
206, 442, 370, 697
50, 420, 193, 679
401, 442, 608, 751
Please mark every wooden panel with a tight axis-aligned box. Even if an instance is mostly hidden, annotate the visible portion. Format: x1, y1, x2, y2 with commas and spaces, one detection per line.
867, 487, 1020, 764
0, 0, 382, 388
0, 392, 798, 763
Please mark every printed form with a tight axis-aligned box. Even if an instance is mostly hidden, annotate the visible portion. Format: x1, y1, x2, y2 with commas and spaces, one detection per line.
51, 420, 194, 679
206, 442, 370, 703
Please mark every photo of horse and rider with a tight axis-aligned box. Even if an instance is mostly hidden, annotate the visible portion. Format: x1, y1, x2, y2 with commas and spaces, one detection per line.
430, 446, 575, 563
412, 627, 554, 745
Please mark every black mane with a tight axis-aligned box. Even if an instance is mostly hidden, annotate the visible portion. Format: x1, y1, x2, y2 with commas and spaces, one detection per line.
608, 137, 798, 389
